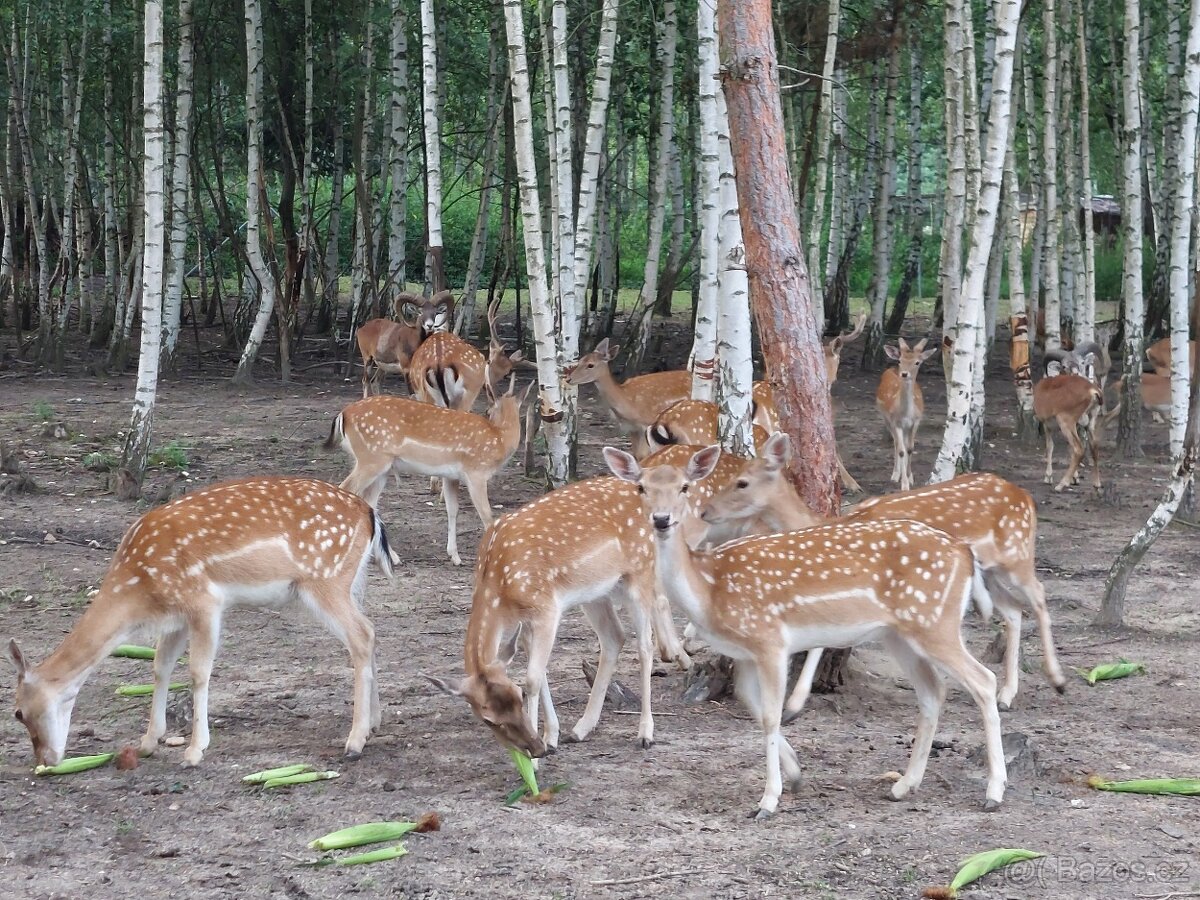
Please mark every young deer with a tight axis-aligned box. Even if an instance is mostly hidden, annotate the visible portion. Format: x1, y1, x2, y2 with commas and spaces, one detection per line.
606, 445, 1007, 818
425, 442, 747, 759
701, 433, 1067, 711
645, 399, 770, 458
408, 296, 523, 412
876, 337, 938, 490
327, 376, 530, 565
1032, 373, 1103, 492
8, 477, 392, 769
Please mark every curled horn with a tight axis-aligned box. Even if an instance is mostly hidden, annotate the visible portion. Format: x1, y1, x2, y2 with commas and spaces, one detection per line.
396, 291, 422, 328
1042, 347, 1070, 377
841, 312, 867, 343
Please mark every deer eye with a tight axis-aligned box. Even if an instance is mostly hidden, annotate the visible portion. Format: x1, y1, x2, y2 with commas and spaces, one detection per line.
636, 484, 645, 494
680, 483, 689, 494
736, 480, 750, 489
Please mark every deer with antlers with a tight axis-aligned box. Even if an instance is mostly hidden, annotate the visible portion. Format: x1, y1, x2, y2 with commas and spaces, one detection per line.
424, 441, 755, 759
700, 433, 1066, 713
876, 337, 938, 491
327, 375, 530, 565
605, 444, 1007, 818
7, 477, 393, 769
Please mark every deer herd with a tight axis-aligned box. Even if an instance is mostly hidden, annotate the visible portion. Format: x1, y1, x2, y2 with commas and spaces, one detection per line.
5, 297, 1171, 820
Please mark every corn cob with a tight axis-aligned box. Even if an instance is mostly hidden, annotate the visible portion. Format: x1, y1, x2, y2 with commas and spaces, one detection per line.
508, 747, 539, 795
242, 764, 313, 784
334, 843, 408, 866
262, 770, 340, 789
115, 682, 189, 697
923, 848, 1044, 898
308, 821, 423, 851
111, 644, 156, 660
1076, 660, 1145, 685
35, 752, 116, 776
1088, 775, 1200, 795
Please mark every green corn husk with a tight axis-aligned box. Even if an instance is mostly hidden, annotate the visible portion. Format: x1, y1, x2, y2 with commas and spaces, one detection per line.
508, 748, 539, 795
35, 752, 116, 776
1088, 775, 1200, 795
921, 848, 1045, 898
504, 781, 569, 807
262, 770, 340, 789
335, 843, 409, 866
242, 764, 314, 784
308, 817, 431, 851
1075, 660, 1145, 685
115, 682, 189, 697
111, 644, 157, 660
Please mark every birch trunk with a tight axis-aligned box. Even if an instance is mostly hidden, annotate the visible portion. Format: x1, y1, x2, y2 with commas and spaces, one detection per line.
162, 0, 194, 367
931, 0, 1021, 480
1076, 6, 1096, 345
56, 29, 87, 347
549, 0, 578, 376
824, 64, 848, 305
806, 0, 841, 333
937, 0, 967, 359
421, 0, 445, 291
97, 0, 117, 343
121, 0, 166, 491
1003, 61, 1036, 440
503, 0, 570, 486
885, 42, 925, 336
1058, 23, 1080, 345
861, 37, 901, 372
388, 0, 409, 300
1116, 0, 1145, 458
1021, 29, 1043, 318
232, 0, 280, 384
692, 0, 720, 403
301, 0, 316, 316
1041, 0, 1062, 350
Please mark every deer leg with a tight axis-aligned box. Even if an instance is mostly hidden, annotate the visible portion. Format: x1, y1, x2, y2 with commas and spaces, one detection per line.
836, 452, 862, 494
782, 648, 824, 724
140, 625, 189, 755
1042, 425, 1056, 484
1000, 562, 1067, 695
182, 608, 222, 767
739, 661, 803, 792
932, 635, 1007, 810
651, 591, 691, 669
885, 636, 946, 801
991, 593, 1023, 711
1054, 414, 1085, 491
749, 652, 789, 819
1086, 422, 1102, 491
625, 592, 658, 749
903, 423, 918, 490
569, 600, 626, 744
889, 426, 904, 483
463, 473, 496, 529
521, 611, 561, 761
340, 464, 390, 509
441, 477, 463, 565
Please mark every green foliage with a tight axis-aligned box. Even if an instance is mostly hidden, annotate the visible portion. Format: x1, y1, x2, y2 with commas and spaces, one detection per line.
33, 402, 55, 422
148, 442, 189, 470
83, 452, 118, 472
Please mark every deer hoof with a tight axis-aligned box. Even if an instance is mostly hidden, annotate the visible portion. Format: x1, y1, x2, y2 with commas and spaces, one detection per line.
750, 807, 775, 821
983, 798, 1003, 812
639, 737, 655, 750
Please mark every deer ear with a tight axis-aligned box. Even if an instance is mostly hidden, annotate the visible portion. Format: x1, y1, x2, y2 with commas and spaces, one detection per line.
920, 346, 939, 363
498, 625, 522, 668
518, 381, 535, 407
686, 445, 722, 482
423, 672, 467, 697
593, 338, 610, 356
884, 344, 901, 361
509, 349, 524, 364
762, 432, 793, 469
602, 340, 620, 360
7, 639, 27, 678
603, 446, 642, 483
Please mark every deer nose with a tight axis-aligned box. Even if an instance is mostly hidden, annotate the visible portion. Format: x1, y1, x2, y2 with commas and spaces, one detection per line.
652, 514, 673, 531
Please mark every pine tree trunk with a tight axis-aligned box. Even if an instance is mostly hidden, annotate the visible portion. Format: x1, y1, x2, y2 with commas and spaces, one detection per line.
121, 0, 166, 494
162, 0, 194, 368
420, 0, 445, 292
931, 0, 1021, 480
232, 0, 280, 385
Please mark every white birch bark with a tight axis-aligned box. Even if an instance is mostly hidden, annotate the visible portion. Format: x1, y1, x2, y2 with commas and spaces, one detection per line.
420, 0, 445, 290
322, 121, 345, 321
550, 0, 576, 363
938, 0, 966, 358
162, 0, 194, 365
1166, 0, 1200, 458
806, 0, 841, 331
122, 0, 166, 486
101, 0, 119, 338
692, 0, 720, 402
1116, 0, 1145, 457
502, 0, 570, 486
715, 84, 754, 456
824, 64, 848, 301
862, 40, 901, 370
931, 0, 1021, 480
233, 0, 279, 384
388, 0, 409, 298
56, 29, 86, 338
1076, 6, 1095, 345
1041, 0, 1062, 350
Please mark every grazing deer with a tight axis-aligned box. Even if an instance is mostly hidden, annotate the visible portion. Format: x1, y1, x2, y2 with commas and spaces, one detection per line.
606, 445, 1007, 818
1145, 337, 1197, 377
701, 433, 1066, 712
645, 399, 770, 457
327, 376, 530, 565
1032, 372, 1103, 492
1103, 373, 1172, 426
424, 440, 752, 759
7, 477, 392, 769
876, 337, 938, 490
408, 296, 523, 412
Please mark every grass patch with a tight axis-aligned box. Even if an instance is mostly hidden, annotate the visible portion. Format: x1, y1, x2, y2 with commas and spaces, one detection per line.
33, 401, 55, 422
148, 442, 189, 470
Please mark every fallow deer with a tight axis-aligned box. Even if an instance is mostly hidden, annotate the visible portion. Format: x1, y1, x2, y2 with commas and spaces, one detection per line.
824, 313, 866, 492
1103, 373, 1172, 426
8, 477, 392, 768
700, 433, 1066, 712
606, 445, 1007, 818
1032, 372, 1103, 492
424, 441, 751, 760
1145, 336, 1197, 377
645, 399, 770, 458
327, 376, 531, 565
408, 296, 523, 412
876, 337, 938, 490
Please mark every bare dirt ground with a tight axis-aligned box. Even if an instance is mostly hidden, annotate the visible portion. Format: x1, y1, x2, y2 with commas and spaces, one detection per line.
1, 322, 1198, 900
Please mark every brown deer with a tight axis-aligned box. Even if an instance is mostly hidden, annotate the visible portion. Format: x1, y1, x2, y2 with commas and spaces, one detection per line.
876, 337, 938, 490
356, 313, 423, 399
8, 477, 392, 768
1145, 337, 1197, 377
1032, 372, 1103, 492
645, 399, 770, 458
606, 444, 1007, 818
327, 376, 531, 565
700, 433, 1066, 712
824, 313, 867, 492
1103, 373, 1172, 426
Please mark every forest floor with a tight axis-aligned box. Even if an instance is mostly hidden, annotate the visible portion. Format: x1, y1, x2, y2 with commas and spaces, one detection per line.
0, 316, 1198, 900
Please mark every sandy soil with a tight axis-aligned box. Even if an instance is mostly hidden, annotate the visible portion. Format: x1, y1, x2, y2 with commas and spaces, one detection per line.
1, 324, 1197, 900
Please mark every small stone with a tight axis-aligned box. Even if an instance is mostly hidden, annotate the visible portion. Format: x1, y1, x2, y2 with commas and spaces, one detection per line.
382, 781, 398, 792
164, 736, 186, 747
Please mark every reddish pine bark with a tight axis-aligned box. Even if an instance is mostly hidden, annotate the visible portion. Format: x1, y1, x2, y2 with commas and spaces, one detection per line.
718, 0, 838, 518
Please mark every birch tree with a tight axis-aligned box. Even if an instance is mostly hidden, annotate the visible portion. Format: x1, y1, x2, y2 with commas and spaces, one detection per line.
806, 0, 841, 334
421, 0, 445, 292
162, 0, 194, 367
692, 0, 720, 402
1041, 0, 1062, 350
931, 0, 1021, 480
1075, 6, 1095, 345
937, 0, 966, 353
232, 0, 280, 385
388, 0, 409, 300
121, 0, 166, 493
